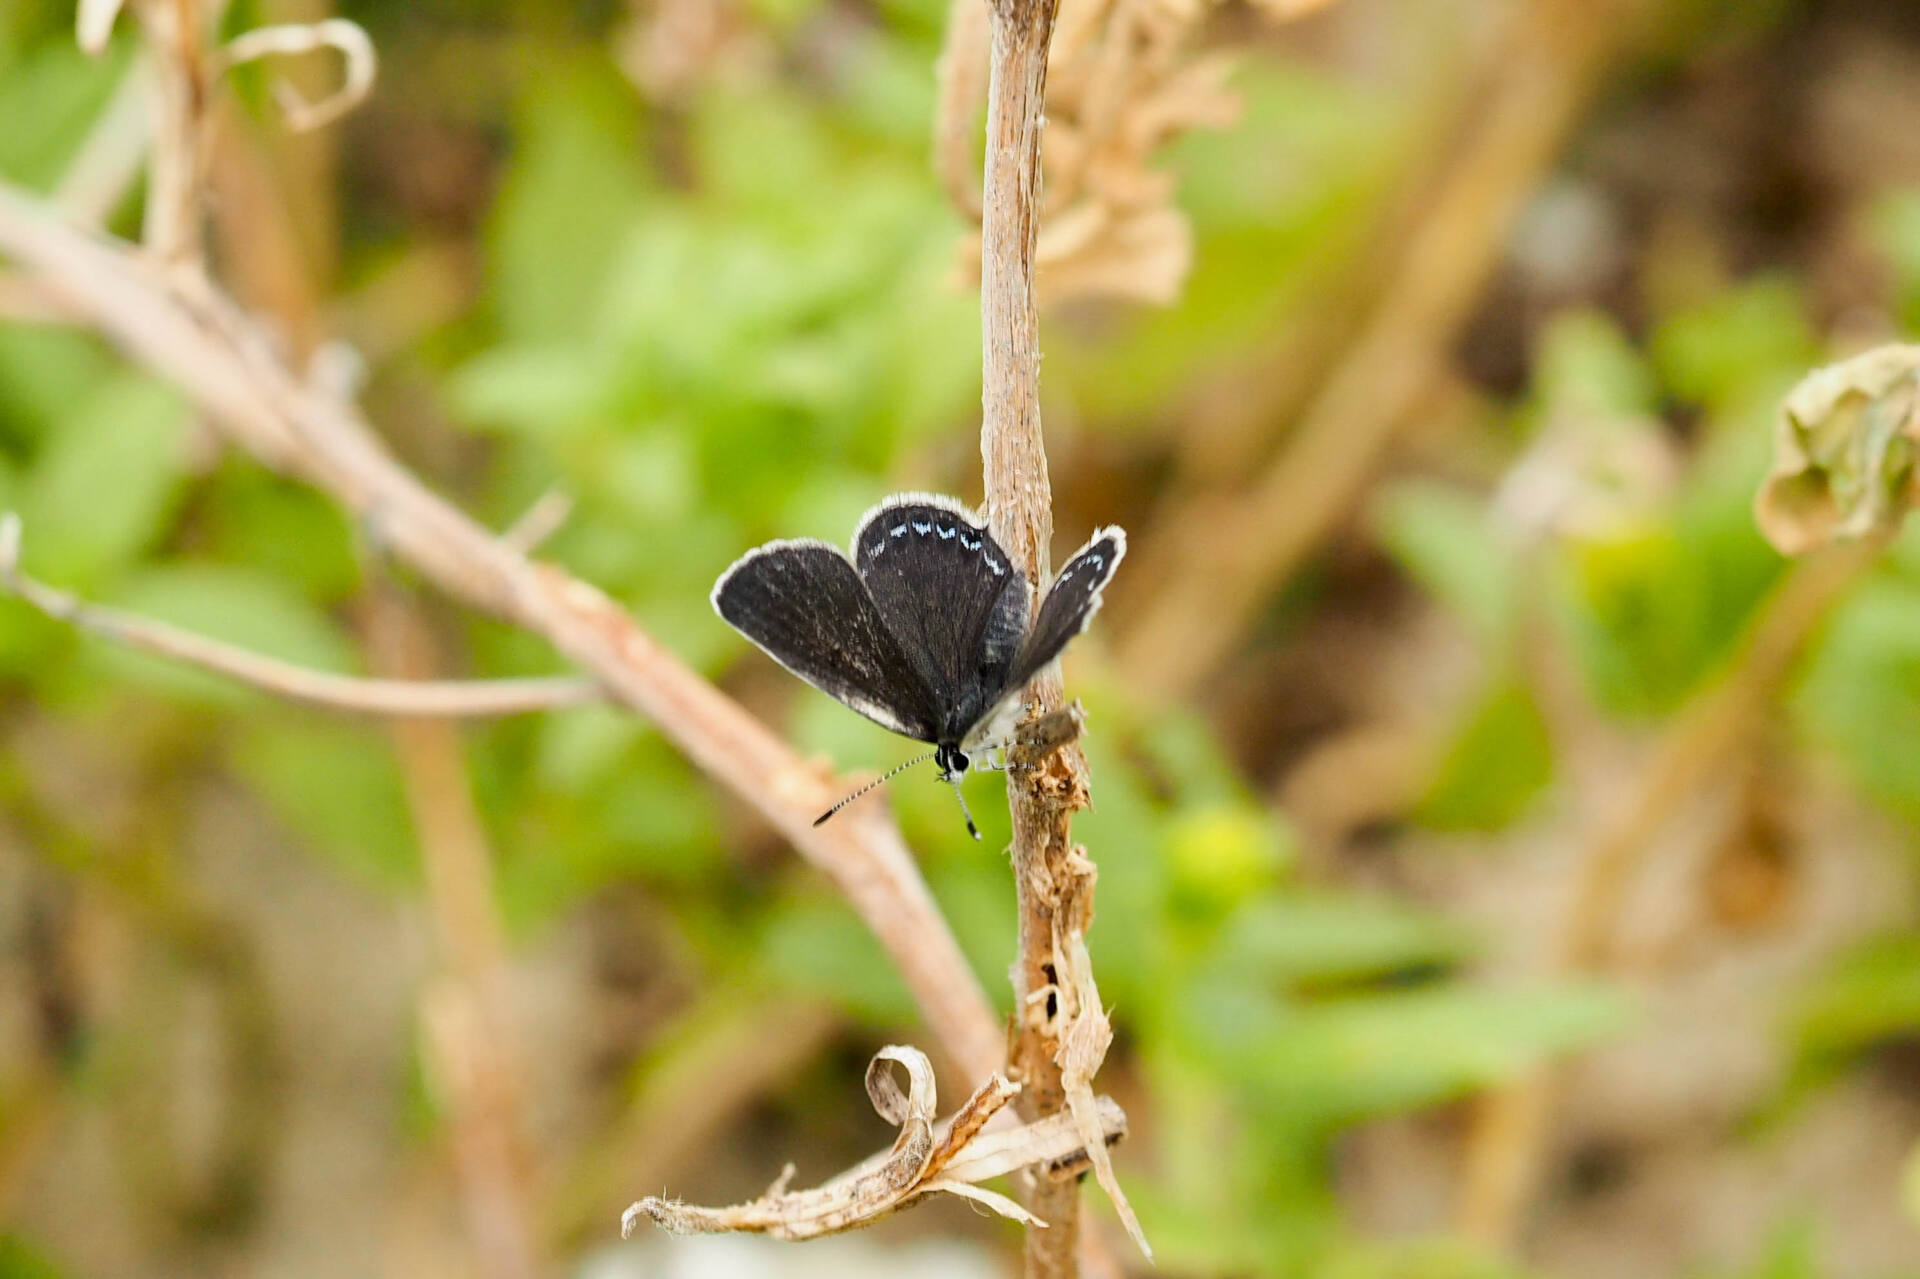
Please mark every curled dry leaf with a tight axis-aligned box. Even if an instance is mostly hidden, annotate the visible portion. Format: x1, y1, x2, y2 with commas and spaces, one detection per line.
214, 19, 378, 132
621, 1045, 1129, 1242
946, 0, 1335, 306
1755, 344, 1920, 556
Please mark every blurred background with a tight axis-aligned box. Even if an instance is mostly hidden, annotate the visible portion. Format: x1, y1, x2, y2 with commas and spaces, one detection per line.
2, 0, 1920, 1275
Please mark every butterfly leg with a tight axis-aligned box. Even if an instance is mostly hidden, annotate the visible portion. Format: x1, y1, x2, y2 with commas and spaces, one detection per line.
974, 749, 1039, 775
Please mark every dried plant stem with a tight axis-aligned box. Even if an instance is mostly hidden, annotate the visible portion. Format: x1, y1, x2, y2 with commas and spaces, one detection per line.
367, 587, 542, 1279
0, 1068, 61, 1221
0, 181, 1005, 1090
0, 516, 599, 717
934, 0, 989, 219
140, 0, 215, 265
1116, 0, 1646, 698
975, 0, 1097, 1270
1457, 543, 1876, 1245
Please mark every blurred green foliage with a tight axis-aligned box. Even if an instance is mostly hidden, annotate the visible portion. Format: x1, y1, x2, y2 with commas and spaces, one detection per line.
3, 1, 1920, 1277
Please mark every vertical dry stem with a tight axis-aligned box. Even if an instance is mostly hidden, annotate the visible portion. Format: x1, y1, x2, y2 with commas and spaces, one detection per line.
368, 590, 542, 1279
141, 0, 214, 264
977, 0, 1086, 1273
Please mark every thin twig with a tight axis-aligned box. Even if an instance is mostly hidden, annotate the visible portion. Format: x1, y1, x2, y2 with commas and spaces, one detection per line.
0, 274, 83, 324
0, 514, 600, 718
502, 489, 575, 555
1115, 0, 1649, 698
0, 178, 1006, 1090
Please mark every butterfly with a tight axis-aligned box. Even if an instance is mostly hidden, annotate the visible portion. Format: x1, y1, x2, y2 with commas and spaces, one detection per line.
712, 493, 1125, 837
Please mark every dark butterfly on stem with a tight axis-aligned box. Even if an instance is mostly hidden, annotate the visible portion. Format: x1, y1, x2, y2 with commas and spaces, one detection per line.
712, 493, 1125, 838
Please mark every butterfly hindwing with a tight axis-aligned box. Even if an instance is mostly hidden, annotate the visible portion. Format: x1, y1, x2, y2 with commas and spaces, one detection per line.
1008, 527, 1126, 690
853, 495, 1030, 743
712, 539, 942, 742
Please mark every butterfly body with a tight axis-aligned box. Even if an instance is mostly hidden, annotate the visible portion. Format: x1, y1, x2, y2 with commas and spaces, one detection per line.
712, 493, 1124, 831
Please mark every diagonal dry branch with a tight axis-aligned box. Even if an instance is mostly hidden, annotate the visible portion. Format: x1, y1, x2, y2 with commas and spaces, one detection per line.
0, 181, 1007, 1089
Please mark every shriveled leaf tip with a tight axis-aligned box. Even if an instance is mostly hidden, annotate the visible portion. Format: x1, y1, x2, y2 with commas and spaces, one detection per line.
1756, 344, 1920, 555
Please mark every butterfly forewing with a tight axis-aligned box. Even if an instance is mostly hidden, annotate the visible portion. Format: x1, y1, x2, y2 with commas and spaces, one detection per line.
854, 496, 1030, 743
712, 540, 942, 741
1008, 528, 1126, 689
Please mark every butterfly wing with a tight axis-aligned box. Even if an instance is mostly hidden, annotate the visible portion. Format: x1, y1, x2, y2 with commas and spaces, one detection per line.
853, 494, 1029, 743
1006, 526, 1126, 690
712, 539, 942, 741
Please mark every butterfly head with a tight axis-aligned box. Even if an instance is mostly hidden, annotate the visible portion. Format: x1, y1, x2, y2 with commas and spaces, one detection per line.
933, 743, 982, 841
933, 743, 971, 782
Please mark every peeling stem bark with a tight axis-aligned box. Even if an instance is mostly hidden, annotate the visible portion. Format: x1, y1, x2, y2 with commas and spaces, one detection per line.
976, 0, 1083, 1273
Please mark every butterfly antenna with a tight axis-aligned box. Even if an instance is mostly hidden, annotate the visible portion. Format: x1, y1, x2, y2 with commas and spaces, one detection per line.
814, 752, 936, 827
950, 776, 981, 841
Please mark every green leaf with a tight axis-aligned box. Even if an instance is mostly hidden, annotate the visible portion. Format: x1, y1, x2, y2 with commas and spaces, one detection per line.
1374, 481, 1514, 643
0, 324, 116, 448
488, 65, 651, 344
1415, 676, 1553, 831
1795, 581, 1920, 821
20, 375, 188, 586
758, 895, 915, 1026
1529, 309, 1658, 421
1215, 894, 1474, 985
1786, 933, 1920, 1073
196, 469, 360, 602
531, 703, 646, 792
1555, 521, 1710, 715
497, 739, 719, 930
925, 856, 1017, 1012
1184, 979, 1632, 1124
1868, 187, 1920, 333
0, 38, 130, 192
448, 346, 607, 438
1650, 275, 1816, 411
1165, 802, 1294, 919
689, 86, 835, 215
232, 720, 416, 889
0, 1235, 68, 1279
